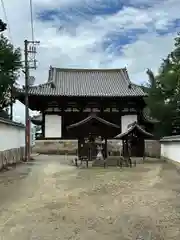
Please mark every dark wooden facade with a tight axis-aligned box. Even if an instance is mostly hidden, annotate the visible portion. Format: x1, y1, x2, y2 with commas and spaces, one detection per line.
16, 67, 156, 140
67, 115, 120, 160
25, 95, 149, 139
115, 122, 154, 157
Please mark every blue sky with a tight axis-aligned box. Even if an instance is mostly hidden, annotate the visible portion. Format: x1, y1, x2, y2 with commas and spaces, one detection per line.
34, 0, 179, 77
1, 0, 180, 121
37, 1, 179, 54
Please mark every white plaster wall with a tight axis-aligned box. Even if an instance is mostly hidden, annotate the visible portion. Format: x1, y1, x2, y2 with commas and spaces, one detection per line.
0, 123, 25, 151
45, 114, 62, 138
121, 114, 137, 133
161, 140, 180, 163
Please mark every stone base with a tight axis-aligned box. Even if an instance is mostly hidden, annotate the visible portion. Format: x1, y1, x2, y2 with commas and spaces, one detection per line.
0, 147, 25, 171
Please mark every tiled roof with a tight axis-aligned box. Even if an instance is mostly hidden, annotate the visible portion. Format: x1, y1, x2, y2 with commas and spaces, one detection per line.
114, 121, 153, 139
30, 114, 42, 125
160, 135, 180, 142
0, 117, 25, 128
17, 67, 146, 97
31, 115, 42, 121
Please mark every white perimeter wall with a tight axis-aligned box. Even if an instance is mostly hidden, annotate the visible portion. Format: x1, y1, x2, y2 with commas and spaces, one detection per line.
160, 135, 180, 163
121, 114, 137, 133
0, 122, 25, 151
45, 114, 62, 138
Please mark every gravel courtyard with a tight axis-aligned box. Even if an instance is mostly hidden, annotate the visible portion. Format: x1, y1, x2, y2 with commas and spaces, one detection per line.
0, 155, 180, 240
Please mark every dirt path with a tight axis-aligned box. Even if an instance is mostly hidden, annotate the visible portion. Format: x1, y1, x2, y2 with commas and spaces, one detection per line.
0, 156, 180, 239
0, 155, 76, 239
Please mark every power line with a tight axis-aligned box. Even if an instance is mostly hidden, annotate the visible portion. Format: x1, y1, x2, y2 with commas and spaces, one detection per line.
0, 0, 35, 43
29, 0, 34, 42
0, 0, 13, 42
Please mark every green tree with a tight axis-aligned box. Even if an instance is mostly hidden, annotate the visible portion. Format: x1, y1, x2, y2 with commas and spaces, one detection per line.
144, 32, 180, 137
144, 69, 168, 137
0, 34, 22, 112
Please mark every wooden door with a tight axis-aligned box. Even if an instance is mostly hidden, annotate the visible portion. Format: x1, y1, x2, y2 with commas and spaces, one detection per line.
130, 138, 144, 157
78, 139, 97, 160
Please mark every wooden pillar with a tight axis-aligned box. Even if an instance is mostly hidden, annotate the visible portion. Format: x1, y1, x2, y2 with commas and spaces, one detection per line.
42, 111, 45, 138
61, 111, 65, 139
78, 138, 81, 158
142, 138, 145, 163
104, 138, 107, 158
89, 142, 92, 161
122, 139, 125, 157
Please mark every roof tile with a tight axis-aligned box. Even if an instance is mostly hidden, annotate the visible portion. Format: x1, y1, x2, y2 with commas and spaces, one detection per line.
18, 67, 146, 97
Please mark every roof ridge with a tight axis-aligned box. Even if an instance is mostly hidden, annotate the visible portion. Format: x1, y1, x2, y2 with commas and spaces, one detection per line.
50, 67, 127, 72
48, 66, 56, 83
26, 81, 55, 90
120, 67, 131, 85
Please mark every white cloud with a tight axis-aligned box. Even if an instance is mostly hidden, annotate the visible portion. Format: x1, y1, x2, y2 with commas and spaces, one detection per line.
1, 0, 179, 121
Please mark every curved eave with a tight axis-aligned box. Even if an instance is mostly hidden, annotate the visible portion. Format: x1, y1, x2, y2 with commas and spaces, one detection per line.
31, 119, 42, 125
30, 114, 42, 125
14, 83, 146, 98
15, 81, 56, 95
67, 114, 120, 130
115, 122, 153, 139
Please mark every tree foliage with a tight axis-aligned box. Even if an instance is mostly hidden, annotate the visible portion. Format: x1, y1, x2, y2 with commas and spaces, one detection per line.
144, 32, 180, 137
0, 34, 22, 110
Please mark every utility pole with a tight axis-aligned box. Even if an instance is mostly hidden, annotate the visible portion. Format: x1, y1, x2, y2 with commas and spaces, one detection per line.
24, 40, 29, 162
24, 39, 39, 162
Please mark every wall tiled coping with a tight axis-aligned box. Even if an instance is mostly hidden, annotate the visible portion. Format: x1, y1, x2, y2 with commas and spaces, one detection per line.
160, 135, 180, 142
0, 117, 25, 129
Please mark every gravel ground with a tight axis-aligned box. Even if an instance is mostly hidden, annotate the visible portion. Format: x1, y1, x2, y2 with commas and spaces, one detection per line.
0, 155, 180, 240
